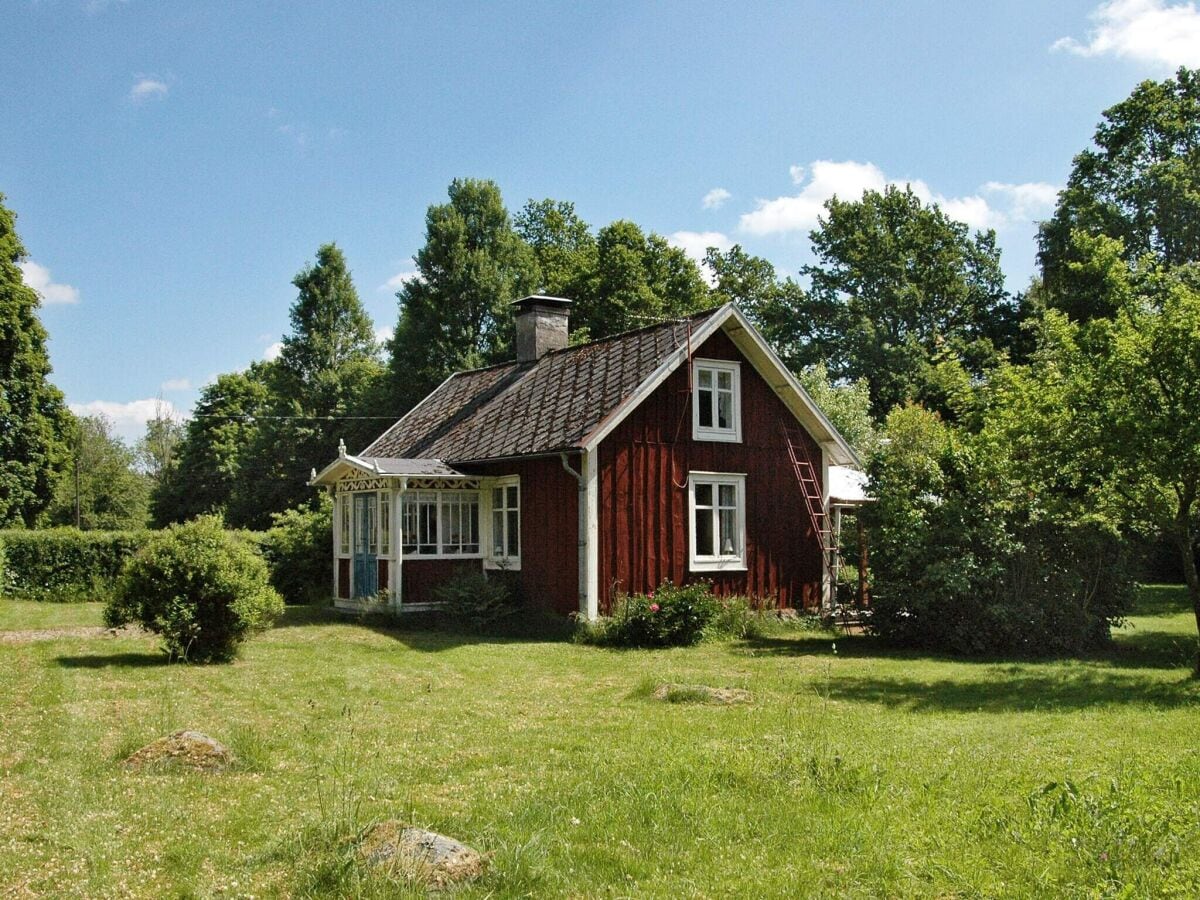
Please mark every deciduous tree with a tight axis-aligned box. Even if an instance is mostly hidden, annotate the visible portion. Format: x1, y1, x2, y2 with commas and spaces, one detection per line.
800, 185, 1019, 419
388, 179, 540, 412
47, 414, 149, 530
1038, 67, 1200, 321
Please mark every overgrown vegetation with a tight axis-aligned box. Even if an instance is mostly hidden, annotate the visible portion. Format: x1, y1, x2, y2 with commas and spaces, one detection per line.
575, 581, 768, 648
1, 585, 1198, 896
431, 566, 522, 632
865, 405, 1136, 655
258, 496, 333, 604
105, 516, 283, 662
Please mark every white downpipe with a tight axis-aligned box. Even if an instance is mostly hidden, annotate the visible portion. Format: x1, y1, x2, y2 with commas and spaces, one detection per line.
562, 451, 600, 620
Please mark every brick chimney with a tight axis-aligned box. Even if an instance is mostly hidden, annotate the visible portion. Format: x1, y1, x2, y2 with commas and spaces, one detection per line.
513, 295, 571, 364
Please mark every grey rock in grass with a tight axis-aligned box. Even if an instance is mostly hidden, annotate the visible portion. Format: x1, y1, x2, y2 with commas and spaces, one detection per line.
652, 683, 753, 705
125, 730, 235, 772
358, 821, 485, 886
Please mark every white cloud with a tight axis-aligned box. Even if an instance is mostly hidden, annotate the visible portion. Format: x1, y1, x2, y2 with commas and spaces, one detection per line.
668, 231, 733, 285
129, 76, 169, 104
160, 377, 192, 392
701, 188, 732, 210
263, 341, 284, 362
739, 161, 1060, 236
668, 230, 732, 263
18, 260, 80, 305
981, 181, 1060, 219
69, 398, 183, 443
381, 270, 420, 292
375, 326, 394, 345
739, 160, 889, 235
1053, 0, 1200, 67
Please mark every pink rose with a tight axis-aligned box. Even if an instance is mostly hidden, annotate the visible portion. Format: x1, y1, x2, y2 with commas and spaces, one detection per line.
649, 603, 660, 612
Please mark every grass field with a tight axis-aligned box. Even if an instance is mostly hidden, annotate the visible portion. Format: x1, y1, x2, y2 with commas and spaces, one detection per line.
2, 587, 1199, 898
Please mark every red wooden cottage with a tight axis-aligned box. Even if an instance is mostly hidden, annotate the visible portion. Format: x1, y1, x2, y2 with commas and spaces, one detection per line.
310, 296, 858, 618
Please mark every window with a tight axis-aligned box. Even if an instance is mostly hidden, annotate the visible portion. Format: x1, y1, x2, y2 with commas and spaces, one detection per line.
338, 495, 350, 555
688, 473, 746, 571
400, 490, 481, 558
490, 480, 520, 563
379, 491, 390, 556
440, 492, 480, 555
692, 359, 741, 442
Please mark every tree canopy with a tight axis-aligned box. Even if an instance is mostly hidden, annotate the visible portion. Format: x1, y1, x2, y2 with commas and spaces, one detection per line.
0, 193, 70, 527
1039, 66, 1200, 321
796, 184, 1020, 419
387, 179, 540, 412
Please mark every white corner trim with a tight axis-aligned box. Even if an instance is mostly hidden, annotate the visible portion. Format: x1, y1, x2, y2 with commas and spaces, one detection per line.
583, 448, 597, 619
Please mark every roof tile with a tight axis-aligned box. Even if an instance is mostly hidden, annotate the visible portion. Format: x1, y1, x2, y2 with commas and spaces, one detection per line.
363, 306, 723, 462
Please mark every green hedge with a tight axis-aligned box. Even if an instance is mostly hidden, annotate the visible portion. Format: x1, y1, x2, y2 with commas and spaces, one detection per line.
1, 514, 329, 605
0, 528, 151, 602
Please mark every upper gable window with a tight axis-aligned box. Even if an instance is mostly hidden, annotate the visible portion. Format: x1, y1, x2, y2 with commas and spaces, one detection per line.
692, 359, 741, 443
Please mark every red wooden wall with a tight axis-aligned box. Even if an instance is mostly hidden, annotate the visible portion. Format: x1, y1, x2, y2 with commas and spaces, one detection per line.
466, 456, 580, 615
596, 329, 823, 613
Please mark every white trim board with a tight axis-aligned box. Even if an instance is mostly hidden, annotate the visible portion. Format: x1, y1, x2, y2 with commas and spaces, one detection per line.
579, 304, 858, 467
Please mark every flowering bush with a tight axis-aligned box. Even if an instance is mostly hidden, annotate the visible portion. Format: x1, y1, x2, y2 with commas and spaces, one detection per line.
576, 580, 729, 647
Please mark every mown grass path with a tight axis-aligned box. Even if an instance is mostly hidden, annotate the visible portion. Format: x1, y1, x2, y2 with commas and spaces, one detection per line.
1, 588, 1199, 897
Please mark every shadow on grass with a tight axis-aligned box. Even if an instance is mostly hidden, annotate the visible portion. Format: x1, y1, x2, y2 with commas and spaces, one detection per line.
268, 602, 576, 651
826, 668, 1200, 712
55, 652, 170, 669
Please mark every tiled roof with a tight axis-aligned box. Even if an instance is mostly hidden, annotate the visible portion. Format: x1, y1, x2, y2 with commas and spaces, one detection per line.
363, 306, 725, 462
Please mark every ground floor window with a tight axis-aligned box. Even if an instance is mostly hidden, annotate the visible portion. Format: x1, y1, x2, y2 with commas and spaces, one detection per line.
688, 472, 746, 571
401, 490, 481, 557
490, 479, 520, 564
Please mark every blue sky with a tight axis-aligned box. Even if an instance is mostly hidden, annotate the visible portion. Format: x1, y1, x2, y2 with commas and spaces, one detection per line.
3, 0, 1198, 440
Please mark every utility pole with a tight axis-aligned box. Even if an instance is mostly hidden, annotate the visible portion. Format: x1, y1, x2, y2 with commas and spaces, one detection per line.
73, 431, 81, 529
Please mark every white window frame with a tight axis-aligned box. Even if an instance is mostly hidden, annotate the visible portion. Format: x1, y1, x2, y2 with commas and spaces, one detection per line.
399, 489, 482, 559
688, 472, 747, 572
692, 358, 742, 443
485, 476, 521, 570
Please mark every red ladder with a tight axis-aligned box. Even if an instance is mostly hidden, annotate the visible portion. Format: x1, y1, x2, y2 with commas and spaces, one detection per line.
782, 427, 840, 610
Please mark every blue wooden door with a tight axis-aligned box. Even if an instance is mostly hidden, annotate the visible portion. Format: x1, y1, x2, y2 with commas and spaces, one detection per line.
352, 493, 378, 598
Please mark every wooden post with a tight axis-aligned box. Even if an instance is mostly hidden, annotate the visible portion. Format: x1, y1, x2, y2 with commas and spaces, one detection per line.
857, 514, 869, 608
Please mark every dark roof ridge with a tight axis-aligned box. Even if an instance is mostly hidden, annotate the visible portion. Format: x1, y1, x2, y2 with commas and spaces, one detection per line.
444, 303, 727, 377
542, 303, 726, 359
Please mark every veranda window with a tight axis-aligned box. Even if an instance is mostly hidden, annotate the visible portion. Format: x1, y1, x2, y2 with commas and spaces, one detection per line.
400, 490, 481, 558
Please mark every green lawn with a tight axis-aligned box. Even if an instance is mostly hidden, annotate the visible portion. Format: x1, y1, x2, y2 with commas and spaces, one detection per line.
1, 589, 1199, 898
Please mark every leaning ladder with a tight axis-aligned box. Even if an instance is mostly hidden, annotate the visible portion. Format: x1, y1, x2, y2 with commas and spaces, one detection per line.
782, 427, 840, 615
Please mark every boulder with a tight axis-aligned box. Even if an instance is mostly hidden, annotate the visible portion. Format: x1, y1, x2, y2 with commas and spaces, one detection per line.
125, 730, 235, 772
358, 821, 485, 886
651, 683, 753, 705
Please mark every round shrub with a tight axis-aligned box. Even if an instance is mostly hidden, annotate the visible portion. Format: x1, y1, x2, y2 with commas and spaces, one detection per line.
106, 516, 284, 662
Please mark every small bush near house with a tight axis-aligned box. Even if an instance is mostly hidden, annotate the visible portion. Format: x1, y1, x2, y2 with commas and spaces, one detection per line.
432, 566, 521, 632
0, 528, 149, 601
578, 581, 744, 648
105, 516, 284, 662
260, 497, 333, 604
